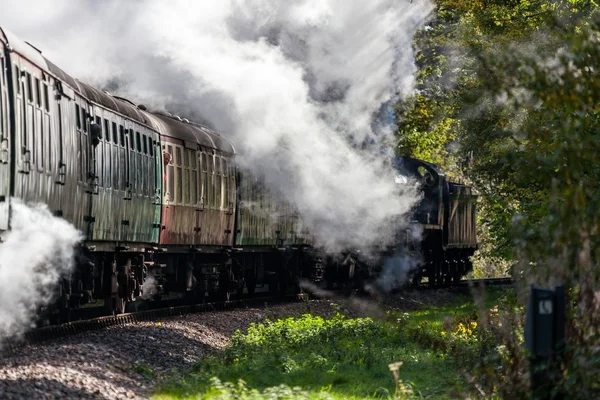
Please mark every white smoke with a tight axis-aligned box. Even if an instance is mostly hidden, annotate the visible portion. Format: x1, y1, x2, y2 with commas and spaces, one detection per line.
1, 0, 433, 255
0, 199, 82, 344
140, 274, 157, 300
367, 252, 422, 295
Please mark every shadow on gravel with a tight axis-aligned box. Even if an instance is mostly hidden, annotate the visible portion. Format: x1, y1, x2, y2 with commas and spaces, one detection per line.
0, 377, 98, 399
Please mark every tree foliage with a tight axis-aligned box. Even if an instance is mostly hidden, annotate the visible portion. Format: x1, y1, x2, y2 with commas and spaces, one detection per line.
397, 1, 600, 396
396, 0, 600, 263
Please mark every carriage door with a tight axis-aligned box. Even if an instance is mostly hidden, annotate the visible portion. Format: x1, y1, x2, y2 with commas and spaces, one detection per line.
122, 128, 133, 242
52, 80, 71, 218
75, 97, 94, 238
0, 50, 10, 231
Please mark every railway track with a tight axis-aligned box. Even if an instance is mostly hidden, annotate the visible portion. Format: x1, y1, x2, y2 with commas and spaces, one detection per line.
458, 277, 514, 286
9, 277, 513, 347
6, 294, 308, 348
417, 276, 513, 289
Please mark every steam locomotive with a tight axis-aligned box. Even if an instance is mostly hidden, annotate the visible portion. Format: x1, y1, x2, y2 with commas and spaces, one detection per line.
0, 26, 477, 321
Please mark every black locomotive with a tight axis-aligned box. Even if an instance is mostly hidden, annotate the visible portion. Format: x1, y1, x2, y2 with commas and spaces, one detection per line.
0, 26, 477, 321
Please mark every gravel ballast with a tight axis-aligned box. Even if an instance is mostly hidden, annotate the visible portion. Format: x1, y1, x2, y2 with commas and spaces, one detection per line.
0, 289, 466, 399
0, 300, 351, 399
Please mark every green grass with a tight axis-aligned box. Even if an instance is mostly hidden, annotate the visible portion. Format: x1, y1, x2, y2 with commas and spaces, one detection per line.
154, 288, 508, 399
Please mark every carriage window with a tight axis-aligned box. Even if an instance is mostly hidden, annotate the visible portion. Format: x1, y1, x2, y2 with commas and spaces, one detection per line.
97, 132, 103, 186
95, 116, 101, 138
167, 164, 174, 202
76, 104, 81, 129
26, 104, 34, 163
81, 107, 87, 133
183, 156, 190, 204
201, 152, 207, 172
191, 151, 197, 205
104, 141, 111, 188
222, 159, 228, 177
149, 140, 154, 156
176, 165, 182, 204
183, 148, 189, 167
175, 147, 182, 165
119, 125, 125, 146
36, 109, 43, 169
26, 72, 32, 102
112, 121, 117, 143
104, 119, 109, 140
128, 129, 134, 151
14, 66, 20, 93
0, 60, 3, 136
134, 131, 140, 152
112, 144, 119, 190
208, 154, 214, 174
45, 113, 51, 171
35, 78, 41, 107
43, 83, 49, 111
142, 135, 148, 154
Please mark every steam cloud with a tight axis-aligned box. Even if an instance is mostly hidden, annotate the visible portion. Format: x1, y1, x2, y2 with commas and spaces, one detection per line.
1, 0, 433, 255
0, 199, 82, 345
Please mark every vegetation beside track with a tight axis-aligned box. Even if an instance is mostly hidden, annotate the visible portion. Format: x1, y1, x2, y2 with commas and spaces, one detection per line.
154, 288, 507, 399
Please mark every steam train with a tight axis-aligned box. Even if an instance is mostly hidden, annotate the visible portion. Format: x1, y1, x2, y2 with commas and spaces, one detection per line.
0, 26, 477, 321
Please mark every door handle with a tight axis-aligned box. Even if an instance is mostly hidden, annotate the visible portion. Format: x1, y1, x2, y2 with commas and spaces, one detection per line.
20, 149, 31, 174
0, 137, 8, 164
56, 163, 67, 185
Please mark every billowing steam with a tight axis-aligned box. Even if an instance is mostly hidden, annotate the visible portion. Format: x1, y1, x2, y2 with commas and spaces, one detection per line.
0, 199, 82, 344
1, 0, 433, 255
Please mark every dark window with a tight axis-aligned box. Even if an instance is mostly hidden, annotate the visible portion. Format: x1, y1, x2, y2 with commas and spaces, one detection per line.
43, 83, 49, 111
35, 78, 41, 107
112, 121, 117, 143
26, 72, 32, 102
142, 135, 148, 154
95, 116, 101, 138
136, 131, 141, 152
81, 107, 87, 133
202, 152, 207, 172
76, 104, 81, 129
149, 140, 154, 157
128, 129, 134, 150
119, 125, 125, 146
104, 119, 110, 141
14, 66, 20, 94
